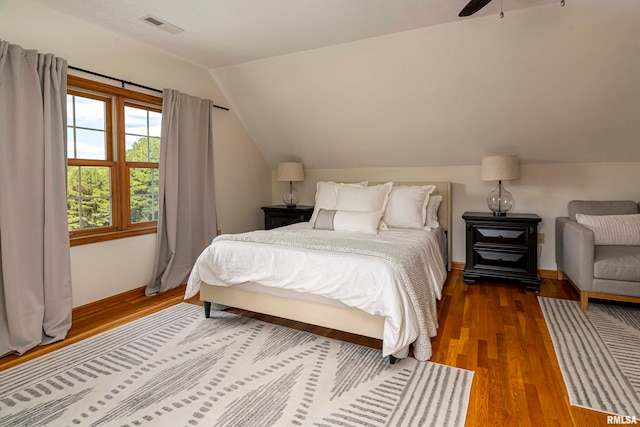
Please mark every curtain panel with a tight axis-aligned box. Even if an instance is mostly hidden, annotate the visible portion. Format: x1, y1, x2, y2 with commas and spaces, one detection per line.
146, 89, 218, 295
0, 40, 72, 356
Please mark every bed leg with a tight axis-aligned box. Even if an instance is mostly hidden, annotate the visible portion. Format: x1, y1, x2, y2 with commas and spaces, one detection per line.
389, 355, 399, 365
203, 301, 211, 318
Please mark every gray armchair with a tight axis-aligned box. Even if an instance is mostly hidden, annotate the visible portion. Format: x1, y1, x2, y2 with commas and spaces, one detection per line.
556, 200, 640, 310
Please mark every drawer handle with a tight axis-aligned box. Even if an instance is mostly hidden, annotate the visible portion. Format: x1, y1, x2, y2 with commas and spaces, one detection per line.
497, 235, 503, 239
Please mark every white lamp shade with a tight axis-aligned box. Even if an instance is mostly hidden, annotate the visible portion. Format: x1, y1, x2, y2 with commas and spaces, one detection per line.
276, 162, 304, 182
481, 155, 520, 182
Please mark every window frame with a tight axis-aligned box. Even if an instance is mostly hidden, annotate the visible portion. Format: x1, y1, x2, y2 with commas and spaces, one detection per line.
68, 75, 162, 246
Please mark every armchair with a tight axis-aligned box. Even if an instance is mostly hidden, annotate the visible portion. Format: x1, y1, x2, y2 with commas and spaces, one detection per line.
556, 200, 640, 310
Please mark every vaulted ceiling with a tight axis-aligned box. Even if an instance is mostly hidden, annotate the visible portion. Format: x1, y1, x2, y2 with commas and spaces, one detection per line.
36, 1, 640, 169
36, 0, 556, 69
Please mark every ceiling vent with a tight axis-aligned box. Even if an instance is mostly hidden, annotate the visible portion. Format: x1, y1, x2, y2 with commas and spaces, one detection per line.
139, 14, 184, 35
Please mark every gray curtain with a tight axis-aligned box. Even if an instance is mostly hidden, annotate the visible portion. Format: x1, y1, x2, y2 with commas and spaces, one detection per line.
0, 41, 72, 356
146, 89, 217, 295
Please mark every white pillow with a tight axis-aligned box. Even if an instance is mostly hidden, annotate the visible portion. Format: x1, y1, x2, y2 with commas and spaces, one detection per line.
309, 181, 368, 223
575, 213, 640, 245
381, 185, 436, 230
313, 209, 382, 234
335, 182, 393, 213
425, 194, 443, 229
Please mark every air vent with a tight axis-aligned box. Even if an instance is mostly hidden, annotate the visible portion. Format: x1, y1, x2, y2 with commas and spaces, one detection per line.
139, 14, 184, 35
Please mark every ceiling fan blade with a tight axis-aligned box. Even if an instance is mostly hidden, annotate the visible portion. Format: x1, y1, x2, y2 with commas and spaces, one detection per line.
459, 0, 493, 17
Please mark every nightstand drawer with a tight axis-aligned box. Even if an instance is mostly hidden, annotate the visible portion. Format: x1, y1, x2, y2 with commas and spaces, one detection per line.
473, 226, 527, 248
474, 249, 528, 273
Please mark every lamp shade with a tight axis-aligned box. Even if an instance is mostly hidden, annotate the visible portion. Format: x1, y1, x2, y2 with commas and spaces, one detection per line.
276, 162, 304, 182
481, 155, 520, 182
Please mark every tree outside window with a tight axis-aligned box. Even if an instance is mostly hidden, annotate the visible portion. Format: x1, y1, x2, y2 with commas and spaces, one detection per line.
67, 76, 162, 245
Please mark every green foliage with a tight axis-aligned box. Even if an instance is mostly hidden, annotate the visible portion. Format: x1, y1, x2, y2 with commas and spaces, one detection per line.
67, 137, 160, 231
67, 166, 111, 230
127, 137, 160, 162
128, 137, 160, 224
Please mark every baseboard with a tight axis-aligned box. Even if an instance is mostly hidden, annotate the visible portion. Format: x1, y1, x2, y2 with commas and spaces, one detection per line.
538, 269, 559, 279
72, 285, 147, 318
451, 262, 559, 280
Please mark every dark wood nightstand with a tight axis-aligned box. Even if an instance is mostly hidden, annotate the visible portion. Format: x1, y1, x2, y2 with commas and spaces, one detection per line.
462, 212, 541, 291
261, 205, 314, 230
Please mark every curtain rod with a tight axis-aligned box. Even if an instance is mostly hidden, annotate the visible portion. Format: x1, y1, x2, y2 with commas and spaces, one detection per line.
68, 65, 230, 111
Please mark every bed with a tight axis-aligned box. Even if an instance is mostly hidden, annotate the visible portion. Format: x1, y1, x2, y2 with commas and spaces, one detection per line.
185, 181, 451, 362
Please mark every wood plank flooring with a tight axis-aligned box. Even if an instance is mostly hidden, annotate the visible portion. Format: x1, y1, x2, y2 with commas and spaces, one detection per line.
0, 271, 615, 426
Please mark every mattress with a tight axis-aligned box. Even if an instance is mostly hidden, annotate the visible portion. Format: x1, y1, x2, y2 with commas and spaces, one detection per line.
185, 222, 447, 358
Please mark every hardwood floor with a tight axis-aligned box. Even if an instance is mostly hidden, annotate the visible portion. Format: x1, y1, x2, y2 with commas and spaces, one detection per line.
0, 271, 615, 426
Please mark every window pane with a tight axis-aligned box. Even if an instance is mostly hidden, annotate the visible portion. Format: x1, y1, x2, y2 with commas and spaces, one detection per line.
126, 136, 148, 162
67, 166, 113, 230
67, 94, 107, 160
125, 105, 161, 162
148, 137, 160, 162
130, 168, 159, 223
66, 94, 74, 126
124, 106, 148, 135
81, 197, 112, 229
67, 166, 80, 231
67, 127, 75, 158
75, 97, 105, 129
76, 128, 107, 159
149, 111, 162, 137
125, 136, 160, 162
67, 199, 80, 231
80, 166, 111, 197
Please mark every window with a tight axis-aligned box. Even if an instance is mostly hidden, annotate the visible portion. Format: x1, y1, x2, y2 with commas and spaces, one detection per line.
67, 76, 162, 245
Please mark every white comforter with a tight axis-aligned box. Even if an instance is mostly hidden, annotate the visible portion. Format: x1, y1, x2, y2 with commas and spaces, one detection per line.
185, 222, 447, 358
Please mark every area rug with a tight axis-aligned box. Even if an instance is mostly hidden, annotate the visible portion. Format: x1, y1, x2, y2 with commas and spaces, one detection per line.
0, 303, 473, 427
538, 297, 640, 417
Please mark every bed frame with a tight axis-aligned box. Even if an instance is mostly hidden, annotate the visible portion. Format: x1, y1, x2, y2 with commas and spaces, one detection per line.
200, 181, 452, 355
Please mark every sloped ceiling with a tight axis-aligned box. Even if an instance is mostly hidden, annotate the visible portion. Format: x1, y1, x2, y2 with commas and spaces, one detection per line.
212, 1, 640, 168
35, 0, 555, 68
35, 0, 640, 169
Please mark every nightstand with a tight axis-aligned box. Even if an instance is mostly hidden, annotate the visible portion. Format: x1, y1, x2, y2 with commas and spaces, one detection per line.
462, 212, 542, 291
261, 205, 314, 230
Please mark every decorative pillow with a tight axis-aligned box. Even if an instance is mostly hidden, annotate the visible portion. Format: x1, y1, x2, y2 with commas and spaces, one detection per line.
313, 209, 382, 234
335, 182, 394, 214
575, 213, 640, 246
309, 181, 368, 223
381, 185, 436, 230
425, 195, 443, 229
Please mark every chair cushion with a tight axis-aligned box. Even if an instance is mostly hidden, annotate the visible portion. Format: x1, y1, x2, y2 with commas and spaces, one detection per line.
568, 200, 638, 221
594, 245, 640, 282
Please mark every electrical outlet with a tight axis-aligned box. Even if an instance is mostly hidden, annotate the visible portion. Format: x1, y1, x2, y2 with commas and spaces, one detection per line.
538, 233, 545, 244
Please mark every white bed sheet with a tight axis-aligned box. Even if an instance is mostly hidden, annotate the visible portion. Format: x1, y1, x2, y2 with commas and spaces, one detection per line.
185, 222, 447, 358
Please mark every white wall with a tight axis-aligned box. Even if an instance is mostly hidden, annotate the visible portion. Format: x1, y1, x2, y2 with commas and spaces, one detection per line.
274, 162, 640, 271
214, 1, 640, 170
0, 0, 271, 307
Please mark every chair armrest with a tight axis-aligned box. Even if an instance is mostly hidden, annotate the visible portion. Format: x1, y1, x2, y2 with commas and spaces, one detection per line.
555, 217, 595, 291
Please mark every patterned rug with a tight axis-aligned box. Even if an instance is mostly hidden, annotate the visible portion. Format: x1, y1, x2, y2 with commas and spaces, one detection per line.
0, 303, 473, 427
538, 297, 640, 417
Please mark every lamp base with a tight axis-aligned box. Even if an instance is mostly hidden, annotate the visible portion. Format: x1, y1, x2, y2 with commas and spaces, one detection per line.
487, 181, 514, 216
282, 182, 299, 208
